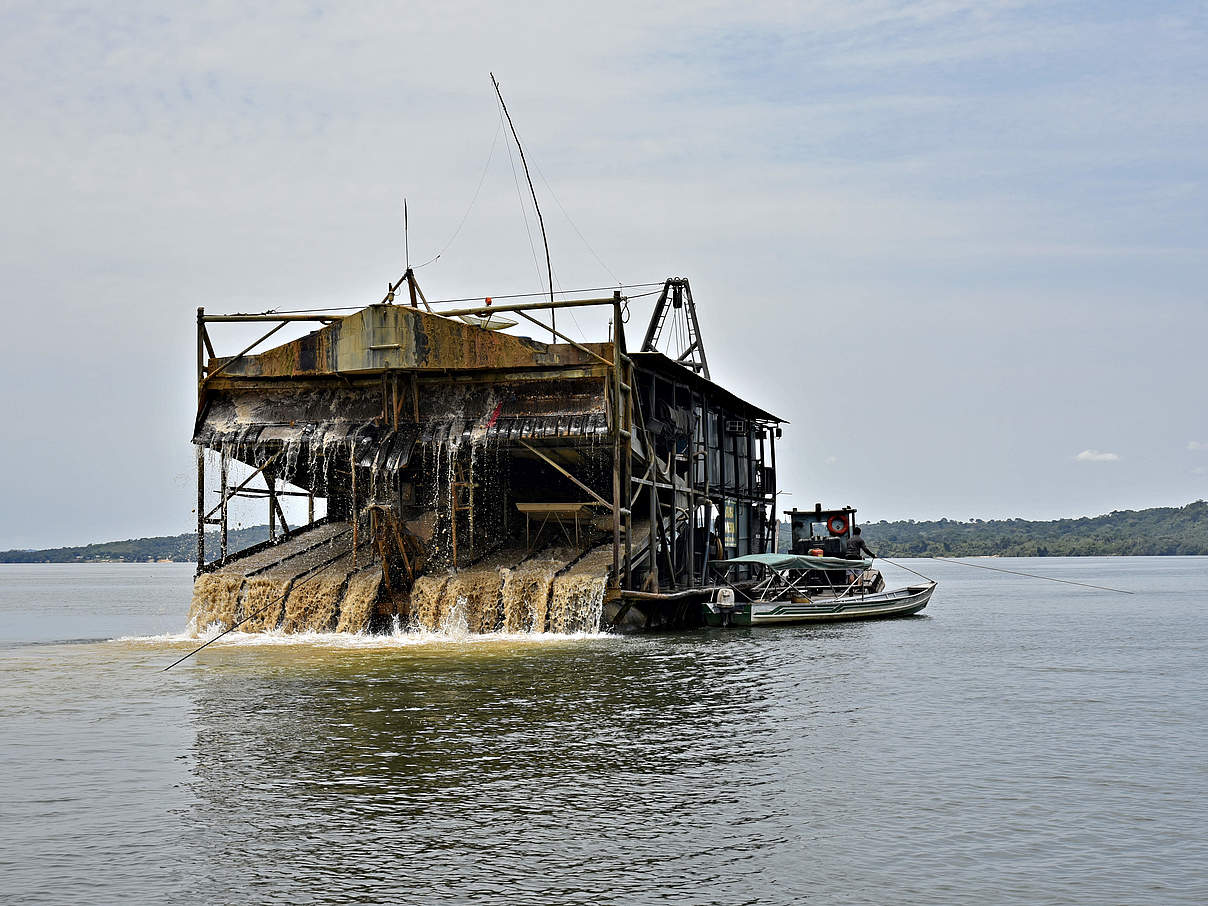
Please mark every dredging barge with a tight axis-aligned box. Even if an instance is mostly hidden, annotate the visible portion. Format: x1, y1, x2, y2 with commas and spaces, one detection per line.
189, 275, 786, 634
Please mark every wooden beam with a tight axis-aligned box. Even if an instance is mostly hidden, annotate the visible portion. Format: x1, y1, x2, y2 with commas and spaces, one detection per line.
518, 440, 613, 511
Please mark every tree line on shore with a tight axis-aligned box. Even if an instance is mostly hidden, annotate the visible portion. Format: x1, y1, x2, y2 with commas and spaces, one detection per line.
782, 501, 1208, 557
4, 500, 1207, 563
0, 527, 271, 563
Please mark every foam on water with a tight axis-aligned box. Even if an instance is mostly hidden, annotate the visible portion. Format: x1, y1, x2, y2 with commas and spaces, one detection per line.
116, 626, 610, 650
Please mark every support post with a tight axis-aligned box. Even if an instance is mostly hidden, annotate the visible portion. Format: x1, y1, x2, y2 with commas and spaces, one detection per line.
267, 466, 277, 542
219, 451, 229, 563
195, 445, 205, 574
610, 301, 622, 588
350, 444, 358, 568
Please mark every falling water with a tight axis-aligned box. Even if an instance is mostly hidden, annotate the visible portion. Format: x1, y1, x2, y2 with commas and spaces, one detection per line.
238, 576, 293, 632
281, 573, 346, 633
500, 548, 577, 633
336, 567, 384, 634
549, 546, 613, 634
410, 575, 451, 632
188, 573, 245, 633
192, 382, 613, 638
500, 564, 556, 633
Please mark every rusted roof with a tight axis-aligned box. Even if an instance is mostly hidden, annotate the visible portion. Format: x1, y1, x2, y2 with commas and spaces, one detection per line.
629, 351, 784, 423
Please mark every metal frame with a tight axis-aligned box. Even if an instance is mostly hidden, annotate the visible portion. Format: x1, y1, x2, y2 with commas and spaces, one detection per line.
193, 278, 782, 622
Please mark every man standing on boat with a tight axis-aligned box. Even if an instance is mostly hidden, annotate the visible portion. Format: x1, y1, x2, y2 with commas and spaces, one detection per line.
845, 527, 876, 560
845, 527, 876, 585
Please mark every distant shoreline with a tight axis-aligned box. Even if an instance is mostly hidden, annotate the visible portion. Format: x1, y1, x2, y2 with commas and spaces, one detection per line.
5, 501, 1206, 562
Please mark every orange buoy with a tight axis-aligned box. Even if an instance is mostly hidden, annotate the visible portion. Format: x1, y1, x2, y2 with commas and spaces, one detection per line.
827, 515, 848, 536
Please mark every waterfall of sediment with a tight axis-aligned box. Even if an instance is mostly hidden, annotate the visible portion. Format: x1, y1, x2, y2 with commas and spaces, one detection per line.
409, 574, 450, 632
500, 547, 578, 633
405, 546, 612, 635
336, 566, 384, 634
188, 573, 245, 633
549, 546, 614, 634
408, 549, 519, 633
187, 521, 381, 636
280, 549, 354, 633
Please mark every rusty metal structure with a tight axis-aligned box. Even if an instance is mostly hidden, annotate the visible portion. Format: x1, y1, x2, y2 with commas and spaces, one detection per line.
193, 273, 784, 630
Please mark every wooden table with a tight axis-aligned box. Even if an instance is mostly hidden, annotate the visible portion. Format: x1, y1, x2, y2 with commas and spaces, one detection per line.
515, 502, 596, 551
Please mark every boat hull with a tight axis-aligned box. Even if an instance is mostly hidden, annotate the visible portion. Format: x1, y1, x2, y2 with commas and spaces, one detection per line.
704, 582, 935, 627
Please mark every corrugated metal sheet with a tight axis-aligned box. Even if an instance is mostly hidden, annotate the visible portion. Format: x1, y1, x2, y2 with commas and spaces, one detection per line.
193, 377, 610, 478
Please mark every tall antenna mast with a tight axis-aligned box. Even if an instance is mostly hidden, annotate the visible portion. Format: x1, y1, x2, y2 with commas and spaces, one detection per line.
490, 72, 556, 342
404, 197, 410, 270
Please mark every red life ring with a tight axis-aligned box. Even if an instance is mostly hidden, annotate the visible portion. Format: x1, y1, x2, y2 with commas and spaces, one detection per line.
827, 514, 848, 536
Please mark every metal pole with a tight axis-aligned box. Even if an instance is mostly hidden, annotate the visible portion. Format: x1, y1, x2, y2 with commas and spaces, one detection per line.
610, 304, 621, 588
195, 445, 204, 574
220, 451, 229, 563
267, 467, 276, 542
686, 392, 697, 587
195, 307, 205, 575
350, 444, 358, 568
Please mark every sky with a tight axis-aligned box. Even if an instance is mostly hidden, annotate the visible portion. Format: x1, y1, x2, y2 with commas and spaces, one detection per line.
1, 1, 1206, 548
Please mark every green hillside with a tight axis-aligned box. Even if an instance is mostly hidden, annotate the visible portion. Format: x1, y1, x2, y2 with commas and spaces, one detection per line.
779, 501, 1208, 557
6, 500, 1208, 563
0, 526, 270, 563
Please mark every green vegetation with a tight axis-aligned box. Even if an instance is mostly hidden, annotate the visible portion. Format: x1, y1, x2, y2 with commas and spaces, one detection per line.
7, 500, 1208, 563
780, 501, 1208, 557
0, 527, 270, 563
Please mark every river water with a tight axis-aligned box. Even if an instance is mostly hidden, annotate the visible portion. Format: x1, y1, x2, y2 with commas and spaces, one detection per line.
1, 558, 1205, 904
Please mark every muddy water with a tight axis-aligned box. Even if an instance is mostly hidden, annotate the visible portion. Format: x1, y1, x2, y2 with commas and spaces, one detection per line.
501, 562, 558, 632
410, 548, 599, 635
409, 574, 450, 631
280, 573, 345, 633
187, 573, 243, 631
549, 547, 613, 634
335, 567, 383, 634
236, 576, 293, 632
5, 559, 1208, 905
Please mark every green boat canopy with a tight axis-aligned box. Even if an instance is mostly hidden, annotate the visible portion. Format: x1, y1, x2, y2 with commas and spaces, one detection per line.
710, 552, 873, 571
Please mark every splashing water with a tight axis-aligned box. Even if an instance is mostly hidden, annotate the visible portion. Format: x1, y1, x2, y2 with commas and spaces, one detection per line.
549, 547, 613, 634
281, 573, 345, 633
336, 567, 384, 634
410, 575, 451, 632
188, 573, 244, 632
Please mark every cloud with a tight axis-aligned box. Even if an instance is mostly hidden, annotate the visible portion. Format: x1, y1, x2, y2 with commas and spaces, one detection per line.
825, 456, 839, 465
1193, 466, 1207, 476
1075, 449, 1120, 462
1189, 441, 1207, 451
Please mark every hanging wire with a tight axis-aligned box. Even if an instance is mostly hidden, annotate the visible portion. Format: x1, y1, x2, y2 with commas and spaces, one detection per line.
256, 282, 665, 315
412, 121, 504, 269
926, 557, 1133, 594
530, 156, 624, 288
496, 99, 547, 294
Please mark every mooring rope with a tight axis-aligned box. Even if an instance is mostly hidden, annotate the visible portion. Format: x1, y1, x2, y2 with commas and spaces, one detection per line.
875, 556, 936, 583
922, 556, 1133, 594
162, 528, 360, 672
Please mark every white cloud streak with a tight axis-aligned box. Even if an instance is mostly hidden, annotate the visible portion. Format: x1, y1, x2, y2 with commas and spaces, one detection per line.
1075, 450, 1120, 462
